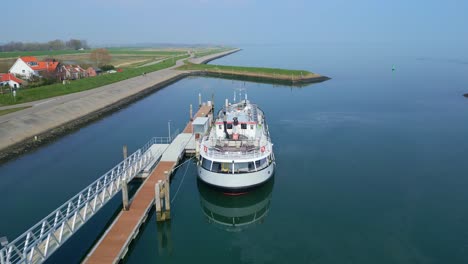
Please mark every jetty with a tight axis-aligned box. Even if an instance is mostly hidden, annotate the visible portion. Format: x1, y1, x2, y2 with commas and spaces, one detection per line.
0, 101, 213, 264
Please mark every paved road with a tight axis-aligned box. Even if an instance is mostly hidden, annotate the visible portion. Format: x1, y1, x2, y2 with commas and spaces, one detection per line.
0, 49, 240, 153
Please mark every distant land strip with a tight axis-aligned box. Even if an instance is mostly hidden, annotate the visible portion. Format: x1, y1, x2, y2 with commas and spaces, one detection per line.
178, 61, 330, 84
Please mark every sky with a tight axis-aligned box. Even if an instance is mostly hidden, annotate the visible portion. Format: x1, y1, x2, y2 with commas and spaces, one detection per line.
3, 0, 468, 54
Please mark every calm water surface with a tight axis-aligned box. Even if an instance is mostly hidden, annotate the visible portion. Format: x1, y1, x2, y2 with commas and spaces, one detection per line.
1, 44, 468, 263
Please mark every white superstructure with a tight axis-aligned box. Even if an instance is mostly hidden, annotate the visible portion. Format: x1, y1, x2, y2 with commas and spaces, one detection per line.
197, 98, 275, 189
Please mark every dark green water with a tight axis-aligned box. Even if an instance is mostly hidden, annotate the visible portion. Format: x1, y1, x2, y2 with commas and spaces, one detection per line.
1, 44, 468, 263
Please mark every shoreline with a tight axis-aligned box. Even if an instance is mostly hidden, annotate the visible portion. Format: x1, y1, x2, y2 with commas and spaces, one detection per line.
0, 72, 191, 163
0, 48, 329, 163
190, 70, 330, 85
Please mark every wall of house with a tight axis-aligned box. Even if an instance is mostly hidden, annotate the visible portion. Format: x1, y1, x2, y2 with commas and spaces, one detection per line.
6, 80, 21, 88
87, 69, 96, 77
1, 80, 21, 88
9, 59, 34, 79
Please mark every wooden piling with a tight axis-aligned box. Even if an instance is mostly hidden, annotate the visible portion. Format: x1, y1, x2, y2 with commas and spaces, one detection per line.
211, 93, 215, 111
164, 179, 171, 220
121, 179, 129, 211
190, 104, 193, 121
154, 176, 171, 222
121, 144, 129, 210
123, 145, 128, 159
155, 180, 162, 221
164, 170, 169, 182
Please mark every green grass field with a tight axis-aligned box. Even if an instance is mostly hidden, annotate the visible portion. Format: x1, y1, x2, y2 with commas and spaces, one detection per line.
177, 62, 314, 77
193, 47, 233, 58
0, 55, 189, 106
108, 49, 186, 56
0, 49, 187, 59
0, 48, 189, 72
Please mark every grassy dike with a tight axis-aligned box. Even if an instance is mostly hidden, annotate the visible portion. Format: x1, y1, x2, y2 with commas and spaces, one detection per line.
193, 47, 234, 58
177, 61, 329, 84
0, 54, 188, 106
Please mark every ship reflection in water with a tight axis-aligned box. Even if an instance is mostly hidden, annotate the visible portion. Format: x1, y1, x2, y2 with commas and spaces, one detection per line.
197, 178, 274, 232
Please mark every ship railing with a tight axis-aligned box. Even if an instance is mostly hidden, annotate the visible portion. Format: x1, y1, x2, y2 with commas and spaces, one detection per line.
0, 136, 170, 264
203, 145, 272, 160
203, 135, 269, 150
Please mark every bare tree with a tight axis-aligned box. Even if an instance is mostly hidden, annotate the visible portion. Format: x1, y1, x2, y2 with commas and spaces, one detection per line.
48, 39, 65, 50
1, 38, 89, 52
80, 40, 89, 49
66, 39, 83, 50
90, 48, 112, 66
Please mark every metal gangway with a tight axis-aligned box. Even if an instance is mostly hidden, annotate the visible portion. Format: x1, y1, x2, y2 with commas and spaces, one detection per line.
0, 137, 172, 264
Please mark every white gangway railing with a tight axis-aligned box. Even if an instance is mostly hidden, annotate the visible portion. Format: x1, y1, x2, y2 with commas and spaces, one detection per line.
0, 136, 171, 264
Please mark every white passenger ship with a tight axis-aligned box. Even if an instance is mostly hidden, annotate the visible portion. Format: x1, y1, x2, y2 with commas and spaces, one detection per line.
196, 97, 275, 189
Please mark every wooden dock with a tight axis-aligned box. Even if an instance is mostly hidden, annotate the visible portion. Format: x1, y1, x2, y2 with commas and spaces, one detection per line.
83, 105, 213, 264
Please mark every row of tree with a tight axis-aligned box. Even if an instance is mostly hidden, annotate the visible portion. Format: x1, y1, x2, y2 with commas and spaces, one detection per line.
0, 39, 89, 52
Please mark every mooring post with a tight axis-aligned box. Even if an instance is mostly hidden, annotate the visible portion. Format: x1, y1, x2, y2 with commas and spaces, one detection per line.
168, 120, 171, 141
121, 178, 129, 211
164, 179, 171, 220
190, 104, 193, 121
0, 236, 8, 247
123, 145, 128, 160
211, 93, 215, 111
198, 93, 202, 108
164, 170, 169, 182
155, 180, 162, 221
121, 144, 129, 210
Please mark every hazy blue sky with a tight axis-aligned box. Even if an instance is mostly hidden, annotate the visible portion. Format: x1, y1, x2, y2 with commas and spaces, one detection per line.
3, 0, 468, 53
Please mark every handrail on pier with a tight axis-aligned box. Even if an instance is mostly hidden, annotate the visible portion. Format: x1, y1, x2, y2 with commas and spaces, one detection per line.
0, 136, 172, 264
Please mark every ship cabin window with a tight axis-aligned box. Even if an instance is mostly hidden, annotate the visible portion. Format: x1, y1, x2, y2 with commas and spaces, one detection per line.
227, 124, 233, 129
233, 161, 255, 174
241, 123, 247, 129
211, 162, 232, 173
250, 125, 254, 129
211, 162, 221, 172
201, 157, 212, 171
255, 158, 268, 170
218, 125, 222, 129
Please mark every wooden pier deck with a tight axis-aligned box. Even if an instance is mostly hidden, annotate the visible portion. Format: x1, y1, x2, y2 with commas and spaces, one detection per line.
184, 105, 212, 133
83, 105, 212, 264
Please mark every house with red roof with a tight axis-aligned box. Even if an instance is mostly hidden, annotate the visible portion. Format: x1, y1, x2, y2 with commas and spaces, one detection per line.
0, 73, 23, 89
9, 56, 60, 80
57, 65, 87, 80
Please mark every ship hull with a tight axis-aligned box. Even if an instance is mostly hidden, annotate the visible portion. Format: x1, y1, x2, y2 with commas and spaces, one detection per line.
197, 162, 275, 190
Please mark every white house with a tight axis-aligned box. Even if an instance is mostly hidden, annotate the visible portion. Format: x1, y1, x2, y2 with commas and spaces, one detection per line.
0, 73, 23, 88
9, 56, 59, 80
